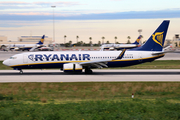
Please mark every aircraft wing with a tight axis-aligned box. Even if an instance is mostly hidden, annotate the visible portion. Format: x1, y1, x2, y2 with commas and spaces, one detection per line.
29, 45, 38, 52
79, 59, 111, 68
79, 49, 126, 68
29, 44, 44, 51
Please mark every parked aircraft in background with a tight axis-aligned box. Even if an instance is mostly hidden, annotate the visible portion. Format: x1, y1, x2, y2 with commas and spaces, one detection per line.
7, 35, 45, 51
100, 35, 142, 51
3, 20, 169, 74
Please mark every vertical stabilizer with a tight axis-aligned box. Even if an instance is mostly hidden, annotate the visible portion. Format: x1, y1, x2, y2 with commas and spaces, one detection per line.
131, 20, 170, 51
132, 35, 142, 45
37, 35, 45, 45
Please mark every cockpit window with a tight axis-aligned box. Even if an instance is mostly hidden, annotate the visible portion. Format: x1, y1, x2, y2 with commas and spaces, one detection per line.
10, 57, 17, 59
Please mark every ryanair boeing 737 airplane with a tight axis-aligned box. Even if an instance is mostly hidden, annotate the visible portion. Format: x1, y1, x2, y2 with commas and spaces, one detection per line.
100, 35, 142, 50
3, 20, 170, 74
8, 35, 45, 51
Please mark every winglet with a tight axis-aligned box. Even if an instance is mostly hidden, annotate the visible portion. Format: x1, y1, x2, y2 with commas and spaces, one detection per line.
115, 49, 126, 60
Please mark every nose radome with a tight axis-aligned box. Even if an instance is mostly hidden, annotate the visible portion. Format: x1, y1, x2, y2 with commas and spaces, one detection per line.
3, 60, 9, 66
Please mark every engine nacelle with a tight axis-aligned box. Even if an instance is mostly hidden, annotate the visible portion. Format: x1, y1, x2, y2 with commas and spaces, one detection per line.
63, 63, 82, 73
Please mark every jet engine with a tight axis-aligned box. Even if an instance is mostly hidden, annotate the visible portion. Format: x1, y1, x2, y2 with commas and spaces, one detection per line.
63, 63, 82, 73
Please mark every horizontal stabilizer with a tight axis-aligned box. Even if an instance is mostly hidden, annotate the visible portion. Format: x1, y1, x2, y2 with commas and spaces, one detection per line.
152, 50, 175, 55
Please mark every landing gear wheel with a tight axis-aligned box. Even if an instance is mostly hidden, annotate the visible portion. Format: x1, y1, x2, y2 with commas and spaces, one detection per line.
85, 69, 93, 74
19, 70, 23, 74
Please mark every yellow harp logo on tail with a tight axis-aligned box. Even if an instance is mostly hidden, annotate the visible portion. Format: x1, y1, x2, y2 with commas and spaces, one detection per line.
41, 38, 44, 43
136, 39, 140, 43
152, 32, 164, 47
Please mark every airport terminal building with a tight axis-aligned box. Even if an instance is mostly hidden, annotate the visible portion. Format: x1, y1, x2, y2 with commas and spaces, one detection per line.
0, 35, 7, 43
18, 36, 52, 43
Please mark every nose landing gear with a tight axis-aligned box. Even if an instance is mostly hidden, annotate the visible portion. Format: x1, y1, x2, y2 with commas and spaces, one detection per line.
13, 68, 23, 74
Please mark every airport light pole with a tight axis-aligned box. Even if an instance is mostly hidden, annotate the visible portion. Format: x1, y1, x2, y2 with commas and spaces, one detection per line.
138, 29, 142, 45
115, 36, 117, 44
138, 29, 142, 35
51, 6, 56, 43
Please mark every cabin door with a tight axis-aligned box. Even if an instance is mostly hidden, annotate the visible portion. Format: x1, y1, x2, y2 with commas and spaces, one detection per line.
23, 55, 28, 63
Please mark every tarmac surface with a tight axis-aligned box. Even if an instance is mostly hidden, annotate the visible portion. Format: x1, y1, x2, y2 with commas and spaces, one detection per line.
0, 69, 180, 83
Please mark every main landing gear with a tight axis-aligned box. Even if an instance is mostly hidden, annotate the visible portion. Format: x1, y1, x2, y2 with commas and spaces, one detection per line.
19, 69, 23, 74
85, 67, 93, 74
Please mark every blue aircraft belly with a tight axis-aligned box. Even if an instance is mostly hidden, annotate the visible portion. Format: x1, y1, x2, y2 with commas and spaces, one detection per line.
13, 62, 64, 69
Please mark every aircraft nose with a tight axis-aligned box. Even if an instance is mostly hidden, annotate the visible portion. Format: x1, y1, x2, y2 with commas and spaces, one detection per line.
3, 60, 9, 66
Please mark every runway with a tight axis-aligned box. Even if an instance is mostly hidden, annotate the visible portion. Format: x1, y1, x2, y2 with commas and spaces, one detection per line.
0, 69, 180, 83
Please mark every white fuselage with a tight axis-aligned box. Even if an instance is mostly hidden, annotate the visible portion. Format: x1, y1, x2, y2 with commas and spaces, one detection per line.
3, 50, 163, 69
8, 44, 42, 49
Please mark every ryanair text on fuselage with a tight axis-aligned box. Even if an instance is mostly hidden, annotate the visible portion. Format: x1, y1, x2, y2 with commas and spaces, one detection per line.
28, 54, 91, 62
28, 53, 134, 62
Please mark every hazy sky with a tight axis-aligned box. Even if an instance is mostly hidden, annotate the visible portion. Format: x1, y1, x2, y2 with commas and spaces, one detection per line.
0, 0, 180, 43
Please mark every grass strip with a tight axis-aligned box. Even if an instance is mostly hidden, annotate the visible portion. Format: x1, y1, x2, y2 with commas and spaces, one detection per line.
0, 99, 180, 120
1, 82, 180, 119
0, 61, 13, 70
0, 82, 180, 102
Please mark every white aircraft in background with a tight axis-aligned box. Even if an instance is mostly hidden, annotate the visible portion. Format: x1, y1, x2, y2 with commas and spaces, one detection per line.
8, 35, 45, 51
3, 20, 170, 74
100, 35, 142, 51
